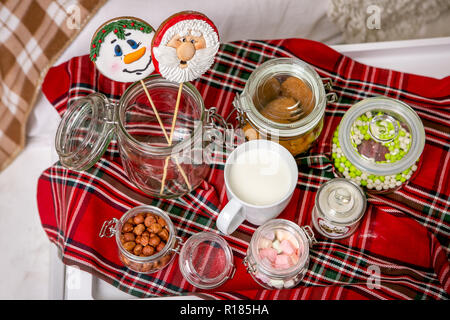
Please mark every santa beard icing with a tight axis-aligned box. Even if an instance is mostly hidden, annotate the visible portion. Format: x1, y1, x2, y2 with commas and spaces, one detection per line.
152, 18, 220, 83
153, 42, 219, 83
94, 27, 155, 83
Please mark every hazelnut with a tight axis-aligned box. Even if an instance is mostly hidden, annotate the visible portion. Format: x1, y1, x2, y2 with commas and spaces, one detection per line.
133, 223, 145, 236
140, 234, 150, 246
148, 222, 162, 234
123, 241, 136, 252
144, 215, 157, 227
149, 234, 161, 247
123, 232, 135, 242
158, 229, 169, 241
133, 213, 145, 225
142, 245, 155, 256
133, 244, 143, 256
157, 217, 167, 227
156, 241, 166, 252
122, 222, 134, 233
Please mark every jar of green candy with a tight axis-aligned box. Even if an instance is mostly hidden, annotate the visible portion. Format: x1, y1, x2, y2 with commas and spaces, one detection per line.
331, 96, 425, 193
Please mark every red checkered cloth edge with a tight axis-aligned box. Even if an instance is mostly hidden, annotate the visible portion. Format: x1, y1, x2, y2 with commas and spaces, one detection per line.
38, 38, 450, 300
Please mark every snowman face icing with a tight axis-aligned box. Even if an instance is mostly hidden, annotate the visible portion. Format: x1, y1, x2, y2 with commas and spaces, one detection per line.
90, 18, 155, 83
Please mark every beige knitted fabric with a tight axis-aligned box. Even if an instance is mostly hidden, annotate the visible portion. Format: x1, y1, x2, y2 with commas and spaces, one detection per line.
328, 0, 450, 43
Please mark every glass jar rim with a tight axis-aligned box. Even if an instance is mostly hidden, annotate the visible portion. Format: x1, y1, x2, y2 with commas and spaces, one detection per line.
114, 205, 176, 262
116, 75, 206, 155
338, 96, 425, 176
178, 231, 234, 289
238, 57, 326, 137
249, 219, 310, 278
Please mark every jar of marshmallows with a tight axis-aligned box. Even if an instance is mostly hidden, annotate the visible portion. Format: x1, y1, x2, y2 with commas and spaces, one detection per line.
243, 219, 316, 289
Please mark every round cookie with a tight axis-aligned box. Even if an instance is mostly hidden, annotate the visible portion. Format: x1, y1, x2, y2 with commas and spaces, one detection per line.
90, 17, 155, 83
151, 11, 220, 83
280, 76, 315, 116
260, 96, 298, 123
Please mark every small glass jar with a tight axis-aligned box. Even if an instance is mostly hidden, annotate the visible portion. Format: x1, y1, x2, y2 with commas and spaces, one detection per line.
99, 205, 181, 274
331, 96, 425, 193
243, 219, 316, 289
178, 232, 235, 289
312, 178, 367, 239
233, 58, 337, 157
100, 207, 236, 285
55, 75, 228, 199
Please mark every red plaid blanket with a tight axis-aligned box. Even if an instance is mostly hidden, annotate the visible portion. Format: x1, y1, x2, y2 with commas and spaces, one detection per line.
38, 38, 450, 300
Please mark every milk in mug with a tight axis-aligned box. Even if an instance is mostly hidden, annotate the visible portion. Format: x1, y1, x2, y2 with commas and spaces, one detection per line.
228, 148, 292, 206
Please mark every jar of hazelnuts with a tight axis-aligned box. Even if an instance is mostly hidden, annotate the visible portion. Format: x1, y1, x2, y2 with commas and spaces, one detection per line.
99, 205, 181, 274
233, 58, 337, 157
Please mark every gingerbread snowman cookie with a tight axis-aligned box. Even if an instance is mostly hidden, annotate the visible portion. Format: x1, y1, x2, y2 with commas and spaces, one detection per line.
151, 11, 220, 83
90, 17, 155, 83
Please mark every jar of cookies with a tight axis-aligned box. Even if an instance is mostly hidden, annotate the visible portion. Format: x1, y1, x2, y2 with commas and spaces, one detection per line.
99, 205, 181, 274
233, 58, 337, 157
243, 219, 316, 289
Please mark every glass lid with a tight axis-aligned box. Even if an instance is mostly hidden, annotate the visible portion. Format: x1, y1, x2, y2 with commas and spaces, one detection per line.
55, 93, 115, 171
241, 58, 326, 137
178, 232, 235, 289
338, 96, 425, 176
316, 178, 367, 224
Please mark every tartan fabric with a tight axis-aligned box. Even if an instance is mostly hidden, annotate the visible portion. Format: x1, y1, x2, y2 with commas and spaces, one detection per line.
38, 38, 450, 300
0, 0, 105, 171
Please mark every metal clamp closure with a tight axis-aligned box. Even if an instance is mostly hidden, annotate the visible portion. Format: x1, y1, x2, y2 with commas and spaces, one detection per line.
169, 236, 184, 254
301, 225, 318, 247
230, 93, 246, 127
99, 218, 118, 238
322, 77, 338, 103
243, 256, 257, 274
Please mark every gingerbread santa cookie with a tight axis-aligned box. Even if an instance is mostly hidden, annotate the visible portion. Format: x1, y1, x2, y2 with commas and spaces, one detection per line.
151, 11, 220, 83
90, 17, 155, 83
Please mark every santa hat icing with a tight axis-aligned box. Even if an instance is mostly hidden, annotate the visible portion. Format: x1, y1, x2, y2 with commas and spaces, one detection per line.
151, 11, 220, 83
90, 17, 156, 83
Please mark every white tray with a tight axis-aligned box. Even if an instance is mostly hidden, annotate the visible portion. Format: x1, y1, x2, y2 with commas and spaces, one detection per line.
53, 36, 450, 300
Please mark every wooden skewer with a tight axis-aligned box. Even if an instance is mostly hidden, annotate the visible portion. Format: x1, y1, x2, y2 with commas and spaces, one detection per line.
140, 80, 170, 142
139, 80, 191, 193
160, 82, 191, 195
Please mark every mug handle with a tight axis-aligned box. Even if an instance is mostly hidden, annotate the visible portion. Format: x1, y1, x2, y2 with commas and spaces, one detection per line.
216, 198, 245, 235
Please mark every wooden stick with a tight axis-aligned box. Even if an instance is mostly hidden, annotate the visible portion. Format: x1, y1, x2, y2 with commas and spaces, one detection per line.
160, 82, 191, 195
138, 80, 191, 194
140, 80, 170, 142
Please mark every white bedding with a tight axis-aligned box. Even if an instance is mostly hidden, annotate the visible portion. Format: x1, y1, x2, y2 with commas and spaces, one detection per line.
0, 0, 339, 298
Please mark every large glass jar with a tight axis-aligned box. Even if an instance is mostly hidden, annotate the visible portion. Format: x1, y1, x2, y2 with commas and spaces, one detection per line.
331, 96, 425, 193
243, 219, 316, 289
232, 58, 337, 157
55, 75, 227, 198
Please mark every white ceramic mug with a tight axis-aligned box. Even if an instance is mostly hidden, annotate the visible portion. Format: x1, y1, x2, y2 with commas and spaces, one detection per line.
216, 139, 298, 235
